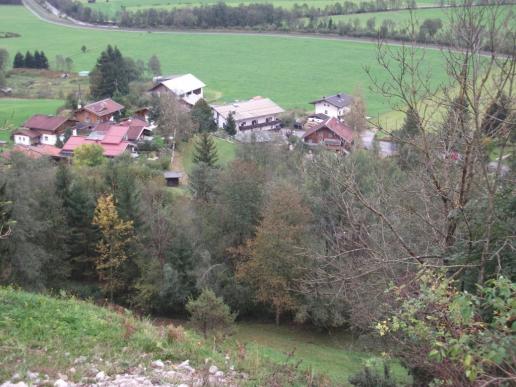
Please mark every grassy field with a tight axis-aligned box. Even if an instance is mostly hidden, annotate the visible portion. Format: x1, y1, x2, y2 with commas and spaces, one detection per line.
321, 4, 515, 27
0, 5, 449, 117
78, 0, 439, 18
235, 322, 410, 385
0, 98, 63, 141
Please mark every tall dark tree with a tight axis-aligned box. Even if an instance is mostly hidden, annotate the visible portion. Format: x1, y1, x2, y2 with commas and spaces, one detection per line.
33, 51, 42, 68
481, 94, 512, 137
223, 112, 237, 136
13, 52, 24, 68
191, 99, 217, 133
89, 45, 131, 98
24, 51, 34, 68
192, 133, 218, 167
40, 52, 49, 69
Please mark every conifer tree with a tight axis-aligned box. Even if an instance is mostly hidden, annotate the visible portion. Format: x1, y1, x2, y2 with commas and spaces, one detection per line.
223, 112, 237, 136
13, 52, 24, 68
33, 51, 42, 68
192, 133, 218, 167
92, 194, 133, 302
40, 51, 49, 69
191, 99, 217, 133
24, 51, 34, 68
89, 45, 130, 98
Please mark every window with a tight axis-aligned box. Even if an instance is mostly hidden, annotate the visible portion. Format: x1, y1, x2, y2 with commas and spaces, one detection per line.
266, 117, 272, 123
252, 120, 258, 126
44, 136, 49, 142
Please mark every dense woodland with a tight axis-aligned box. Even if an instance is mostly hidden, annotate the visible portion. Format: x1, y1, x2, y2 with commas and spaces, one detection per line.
1, 2, 515, 386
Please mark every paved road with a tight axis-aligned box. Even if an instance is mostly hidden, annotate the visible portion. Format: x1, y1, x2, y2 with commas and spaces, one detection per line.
22, 0, 498, 55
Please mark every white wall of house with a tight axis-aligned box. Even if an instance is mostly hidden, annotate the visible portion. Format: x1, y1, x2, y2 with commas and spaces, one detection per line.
181, 88, 203, 106
14, 135, 33, 145
214, 112, 280, 132
40, 133, 59, 145
314, 102, 350, 118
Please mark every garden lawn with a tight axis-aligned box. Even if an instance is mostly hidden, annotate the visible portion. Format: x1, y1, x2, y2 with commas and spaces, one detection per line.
0, 98, 63, 141
235, 322, 411, 385
0, 5, 449, 116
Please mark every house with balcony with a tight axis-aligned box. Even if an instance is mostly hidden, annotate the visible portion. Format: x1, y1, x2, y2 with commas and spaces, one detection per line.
310, 92, 353, 119
148, 74, 205, 107
303, 117, 354, 152
75, 98, 125, 124
212, 97, 284, 132
13, 115, 75, 146
61, 125, 137, 159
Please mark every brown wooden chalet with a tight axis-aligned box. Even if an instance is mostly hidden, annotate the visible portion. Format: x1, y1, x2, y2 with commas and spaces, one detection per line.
302, 117, 354, 152
75, 98, 125, 124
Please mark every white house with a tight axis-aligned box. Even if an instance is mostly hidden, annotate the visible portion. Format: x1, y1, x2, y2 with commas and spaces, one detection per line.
212, 97, 284, 132
13, 115, 75, 146
310, 93, 353, 119
148, 74, 206, 106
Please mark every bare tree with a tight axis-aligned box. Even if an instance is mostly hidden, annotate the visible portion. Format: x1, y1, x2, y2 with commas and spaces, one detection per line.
301, 1, 515, 329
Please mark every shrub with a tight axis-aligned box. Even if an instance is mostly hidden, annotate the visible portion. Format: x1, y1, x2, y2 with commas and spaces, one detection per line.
166, 324, 185, 343
348, 361, 396, 387
186, 289, 236, 339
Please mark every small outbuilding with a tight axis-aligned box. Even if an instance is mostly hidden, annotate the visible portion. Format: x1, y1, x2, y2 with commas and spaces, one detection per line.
163, 171, 183, 187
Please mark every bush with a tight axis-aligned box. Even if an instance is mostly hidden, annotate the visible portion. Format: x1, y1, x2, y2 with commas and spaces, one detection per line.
348, 362, 396, 387
166, 324, 185, 343
186, 289, 236, 339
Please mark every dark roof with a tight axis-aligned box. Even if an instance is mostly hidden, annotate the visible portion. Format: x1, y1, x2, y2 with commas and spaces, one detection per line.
23, 115, 69, 132
303, 117, 354, 143
310, 93, 353, 109
82, 98, 124, 117
13, 129, 41, 138
164, 171, 183, 179
308, 113, 330, 120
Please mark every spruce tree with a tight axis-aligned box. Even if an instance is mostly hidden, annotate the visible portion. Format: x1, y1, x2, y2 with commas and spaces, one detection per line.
33, 51, 42, 68
24, 51, 34, 68
223, 112, 237, 136
40, 51, 49, 69
90, 45, 130, 99
191, 99, 217, 133
13, 52, 24, 68
192, 133, 218, 167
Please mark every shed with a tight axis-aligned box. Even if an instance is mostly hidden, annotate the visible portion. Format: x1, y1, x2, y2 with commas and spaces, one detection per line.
163, 171, 183, 187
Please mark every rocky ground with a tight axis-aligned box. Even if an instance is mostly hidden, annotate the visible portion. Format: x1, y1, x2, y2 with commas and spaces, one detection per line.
1, 358, 248, 387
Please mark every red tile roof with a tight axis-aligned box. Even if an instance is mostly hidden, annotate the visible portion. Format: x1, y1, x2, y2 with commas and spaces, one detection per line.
82, 98, 124, 117
23, 115, 69, 132
5, 144, 61, 159
303, 117, 354, 143
119, 118, 147, 141
99, 125, 129, 144
62, 136, 130, 157
13, 129, 41, 138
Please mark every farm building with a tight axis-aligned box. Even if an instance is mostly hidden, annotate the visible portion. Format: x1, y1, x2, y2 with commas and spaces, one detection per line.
61, 125, 137, 159
212, 97, 284, 132
163, 171, 183, 187
148, 74, 205, 106
310, 93, 353, 119
303, 117, 354, 152
12, 115, 75, 146
75, 98, 125, 124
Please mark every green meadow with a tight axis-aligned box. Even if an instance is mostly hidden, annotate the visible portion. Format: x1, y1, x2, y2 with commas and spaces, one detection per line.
0, 98, 63, 141
0, 5, 449, 118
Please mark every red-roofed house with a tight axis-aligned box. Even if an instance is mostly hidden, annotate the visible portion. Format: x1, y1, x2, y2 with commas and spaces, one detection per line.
75, 98, 125, 124
2, 144, 62, 160
61, 125, 136, 159
13, 115, 75, 146
302, 117, 355, 152
119, 117, 153, 141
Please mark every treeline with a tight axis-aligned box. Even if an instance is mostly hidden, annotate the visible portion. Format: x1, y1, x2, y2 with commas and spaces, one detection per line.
44, 0, 107, 23
118, 1, 417, 29
13, 50, 49, 69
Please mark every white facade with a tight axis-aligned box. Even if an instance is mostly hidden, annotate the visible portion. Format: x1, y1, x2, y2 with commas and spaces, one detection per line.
314, 102, 350, 118
212, 97, 284, 133
153, 74, 205, 106
40, 133, 59, 145
13, 134, 33, 145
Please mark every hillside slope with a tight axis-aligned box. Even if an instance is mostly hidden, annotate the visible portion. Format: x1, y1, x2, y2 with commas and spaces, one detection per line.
0, 288, 318, 386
